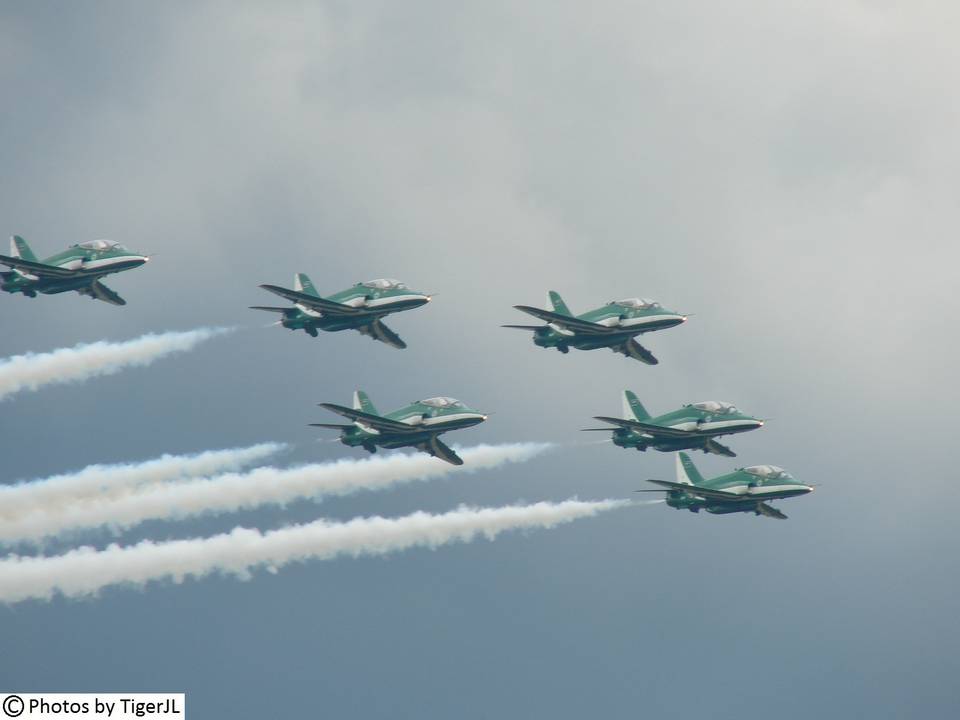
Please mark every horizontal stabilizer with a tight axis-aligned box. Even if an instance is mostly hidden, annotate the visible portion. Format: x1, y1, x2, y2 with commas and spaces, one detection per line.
501, 324, 544, 331
318, 403, 413, 433
512, 305, 613, 335
592, 416, 694, 438
259, 284, 361, 316
646, 479, 743, 501
0, 253, 74, 278
249, 305, 292, 314
308, 422, 355, 430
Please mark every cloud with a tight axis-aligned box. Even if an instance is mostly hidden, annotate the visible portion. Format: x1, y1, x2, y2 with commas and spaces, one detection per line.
0, 443, 286, 518
0, 498, 628, 603
0, 443, 551, 543
0, 328, 232, 400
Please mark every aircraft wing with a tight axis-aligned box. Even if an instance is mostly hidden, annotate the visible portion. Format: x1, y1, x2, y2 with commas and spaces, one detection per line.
613, 338, 658, 365
318, 403, 414, 433
704, 438, 737, 457
592, 416, 694, 438
78, 280, 126, 306
308, 422, 356, 430
259, 284, 362, 316
0, 254, 76, 278
419, 436, 464, 466
512, 305, 615, 335
756, 502, 788, 520
646, 479, 745, 501
357, 319, 407, 349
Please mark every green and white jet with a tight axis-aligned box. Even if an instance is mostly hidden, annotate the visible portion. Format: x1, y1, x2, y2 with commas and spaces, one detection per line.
252, 274, 431, 349
312, 391, 488, 465
0, 235, 149, 305
504, 291, 687, 364
637, 452, 813, 519
585, 390, 764, 457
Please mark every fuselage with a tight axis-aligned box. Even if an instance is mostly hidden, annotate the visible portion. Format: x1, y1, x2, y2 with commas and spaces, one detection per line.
667, 467, 813, 515
340, 397, 486, 450
282, 280, 430, 335
614, 402, 764, 451
534, 298, 686, 351
1, 241, 148, 296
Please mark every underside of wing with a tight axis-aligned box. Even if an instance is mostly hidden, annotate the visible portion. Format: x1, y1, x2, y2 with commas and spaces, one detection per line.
646, 479, 744, 501
357, 319, 406, 349
308, 422, 355, 430
512, 305, 613, 335
259, 284, 361, 316
0, 254, 76, 278
249, 305, 293, 314
78, 280, 126, 306
318, 403, 413, 433
501, 324, 544, 331
592, 416, 693, 438
614, 338, 658, 365
756, 502, 788, 520
704, 438, 737, 457
420, 436, 463, 465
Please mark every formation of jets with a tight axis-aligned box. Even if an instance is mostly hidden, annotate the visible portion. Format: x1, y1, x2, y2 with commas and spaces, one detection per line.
5, 233, 812, 518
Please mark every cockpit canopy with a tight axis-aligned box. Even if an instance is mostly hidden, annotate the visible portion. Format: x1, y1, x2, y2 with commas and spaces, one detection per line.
691, 400, 739, 415
75, 239, 129, 252
744, 465, 793, 480
361, 278, 407, 290
420, 397, 465, 409
610, 297, 661, 310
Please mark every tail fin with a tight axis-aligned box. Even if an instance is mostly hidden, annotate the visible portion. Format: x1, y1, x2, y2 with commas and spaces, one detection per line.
353, 390, 379, 415
10, 236, 38, 263
294, 273, 320, 297
676, 452, 706, 485
622, 390, 651, 421
547, 290, 572, 316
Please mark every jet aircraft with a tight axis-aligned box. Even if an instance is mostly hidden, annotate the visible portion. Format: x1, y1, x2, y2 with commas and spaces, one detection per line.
0, 235, 149, 305
252, 274, 431, 348
638, 452, 813, 519
585, 390, 764, 457
504, 291, 687, 364
312, 391, 487, 465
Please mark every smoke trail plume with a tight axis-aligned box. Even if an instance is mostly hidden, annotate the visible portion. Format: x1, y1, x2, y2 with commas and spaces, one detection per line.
0, 327, 231, 400
0, 498, 628, 603
0, 443, 550, 543
0, 443, 286, 518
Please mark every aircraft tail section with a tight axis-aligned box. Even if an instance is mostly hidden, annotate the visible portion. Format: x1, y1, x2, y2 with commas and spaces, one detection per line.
547, 290, 572, 316
294, 272, 320, 297
353, 390, 379, 416
676, 452, 706, 486
10, 235, 38, 263
622, 390, 651, 421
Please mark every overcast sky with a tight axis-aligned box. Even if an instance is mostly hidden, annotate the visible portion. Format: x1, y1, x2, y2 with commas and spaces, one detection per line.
2, 2, 959, 717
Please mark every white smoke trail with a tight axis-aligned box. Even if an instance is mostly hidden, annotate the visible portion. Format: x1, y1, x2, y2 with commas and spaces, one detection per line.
0, 443, 551, 543
0, 327, 232, 400
0, 443, 286, 519
0, 498, 629, 603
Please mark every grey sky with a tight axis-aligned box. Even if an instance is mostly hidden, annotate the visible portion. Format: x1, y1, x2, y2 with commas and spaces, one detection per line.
1, 2, 958, 717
